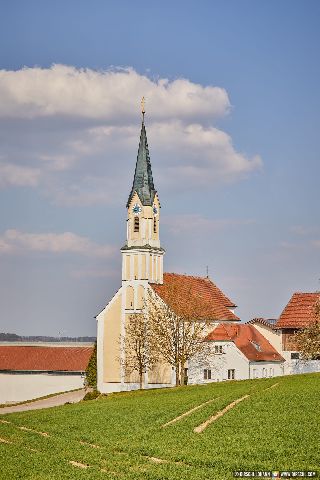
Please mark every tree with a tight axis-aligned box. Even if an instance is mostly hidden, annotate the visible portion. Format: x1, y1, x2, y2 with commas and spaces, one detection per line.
293, 295, 320, 360
85, 342, 97, 389
146, 286, 212, 386
120, 312, 157, 389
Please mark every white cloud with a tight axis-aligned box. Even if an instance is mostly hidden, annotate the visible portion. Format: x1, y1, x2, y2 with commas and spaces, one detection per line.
0, 65, 262, 202
279, 241, 300, 250
38, 153, 77, 171
0, 229, 115, 257
291, 225, 320, 236
148, 121, 262, 185
163, 214, 254, 234
0, 65, 229, 121
0, 161, 41, 187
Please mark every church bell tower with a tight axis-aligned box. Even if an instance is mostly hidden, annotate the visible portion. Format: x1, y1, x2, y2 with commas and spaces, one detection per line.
121, 99, 164, 289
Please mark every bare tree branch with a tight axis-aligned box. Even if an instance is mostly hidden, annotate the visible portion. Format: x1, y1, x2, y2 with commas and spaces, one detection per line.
146, 286, 213, 386
119, 311, 157, 389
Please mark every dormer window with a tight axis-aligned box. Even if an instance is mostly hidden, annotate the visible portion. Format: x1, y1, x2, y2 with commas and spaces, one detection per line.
134, 216, 139, 232
250, 340, 261, 352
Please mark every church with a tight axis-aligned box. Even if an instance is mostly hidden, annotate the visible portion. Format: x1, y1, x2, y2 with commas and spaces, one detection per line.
96, 105, 241, 394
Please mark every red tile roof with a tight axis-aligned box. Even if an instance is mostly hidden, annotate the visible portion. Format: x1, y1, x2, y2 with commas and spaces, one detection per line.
206, 323, 284, 362
0, 346, 94, 372
151, 273, 239, 321
275, 292, 320, 329
246, 318, 276, 329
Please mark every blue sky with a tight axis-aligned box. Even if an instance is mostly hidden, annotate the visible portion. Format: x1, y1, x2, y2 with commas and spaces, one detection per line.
0, 0, 319, 335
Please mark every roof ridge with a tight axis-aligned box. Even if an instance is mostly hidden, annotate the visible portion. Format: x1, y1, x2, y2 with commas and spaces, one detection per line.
246, 318, 276, 329
164, 272, 207, 279
292, 291, 320, 295
221, 322, 234, 339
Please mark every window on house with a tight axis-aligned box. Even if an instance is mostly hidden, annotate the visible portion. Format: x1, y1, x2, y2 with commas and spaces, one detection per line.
134, 216, 139, 232
291, 352, 299, 359
204, 369, 212, 380
215, 345, 223, 354
252, 368, 257, 378
227, 369, 235, 380
262, 368, 267, 377
269, 367, 274, 377
153, 217, 157, 233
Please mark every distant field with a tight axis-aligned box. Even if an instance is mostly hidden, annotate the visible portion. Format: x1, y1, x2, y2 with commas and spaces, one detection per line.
0, 373, 319, 479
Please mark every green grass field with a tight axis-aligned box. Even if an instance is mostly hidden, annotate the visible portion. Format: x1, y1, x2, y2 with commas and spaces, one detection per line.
0, 373, 319, 479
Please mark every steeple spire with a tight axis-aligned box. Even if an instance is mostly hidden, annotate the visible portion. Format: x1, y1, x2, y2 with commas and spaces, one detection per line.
122, 101, 164, 285
126, 99, 156, 208
141, 96, 145, 124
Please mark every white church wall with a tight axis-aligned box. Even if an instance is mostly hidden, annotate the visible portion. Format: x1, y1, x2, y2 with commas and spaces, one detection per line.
0, 373, 84, 404
96, 308, 106, 394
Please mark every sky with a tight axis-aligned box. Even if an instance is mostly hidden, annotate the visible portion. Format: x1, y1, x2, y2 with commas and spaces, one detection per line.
0, 0, 319, 336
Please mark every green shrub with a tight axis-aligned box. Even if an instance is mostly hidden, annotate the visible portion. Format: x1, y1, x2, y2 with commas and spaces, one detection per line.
83, 390, 100, 401
85, 342, 97, 388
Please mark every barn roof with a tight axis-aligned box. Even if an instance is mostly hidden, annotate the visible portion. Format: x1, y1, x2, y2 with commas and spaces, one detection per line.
275, 292, 320, 329
0, 345, 94, 372
206, 323, 284, 362
151, 273, 239, 321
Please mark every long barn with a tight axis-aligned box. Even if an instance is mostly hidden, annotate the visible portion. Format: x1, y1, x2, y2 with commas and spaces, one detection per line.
0, 343, 93, 404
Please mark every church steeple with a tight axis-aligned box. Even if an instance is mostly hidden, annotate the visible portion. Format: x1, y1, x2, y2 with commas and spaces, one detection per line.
121, 99, 164, 285
126, 111, 156, 208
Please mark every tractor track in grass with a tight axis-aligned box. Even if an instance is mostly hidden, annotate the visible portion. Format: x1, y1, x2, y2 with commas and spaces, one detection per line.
69, 460, 90, 469
161, 396, 221, 427
18, 426, 49, 436
194, 394, 250, 433
0, 436, 12, 444
0, 418, 192, 475
194, 382, 280, 433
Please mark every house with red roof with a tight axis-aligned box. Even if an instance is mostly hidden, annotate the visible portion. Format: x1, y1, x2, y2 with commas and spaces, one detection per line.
0, 343, 93, 404
188, 323, 284, 384
96, 111, 239, 393
274, 292, 320, 375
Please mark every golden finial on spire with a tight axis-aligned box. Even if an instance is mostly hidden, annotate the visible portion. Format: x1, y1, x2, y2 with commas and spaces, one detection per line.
141, 96, 145, 122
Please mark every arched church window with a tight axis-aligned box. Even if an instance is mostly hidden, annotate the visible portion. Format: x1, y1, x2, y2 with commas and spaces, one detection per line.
137, 285, 144, 309
134, 216, 139, 232
153, 217, 157, 233
126, 286, 134, 309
